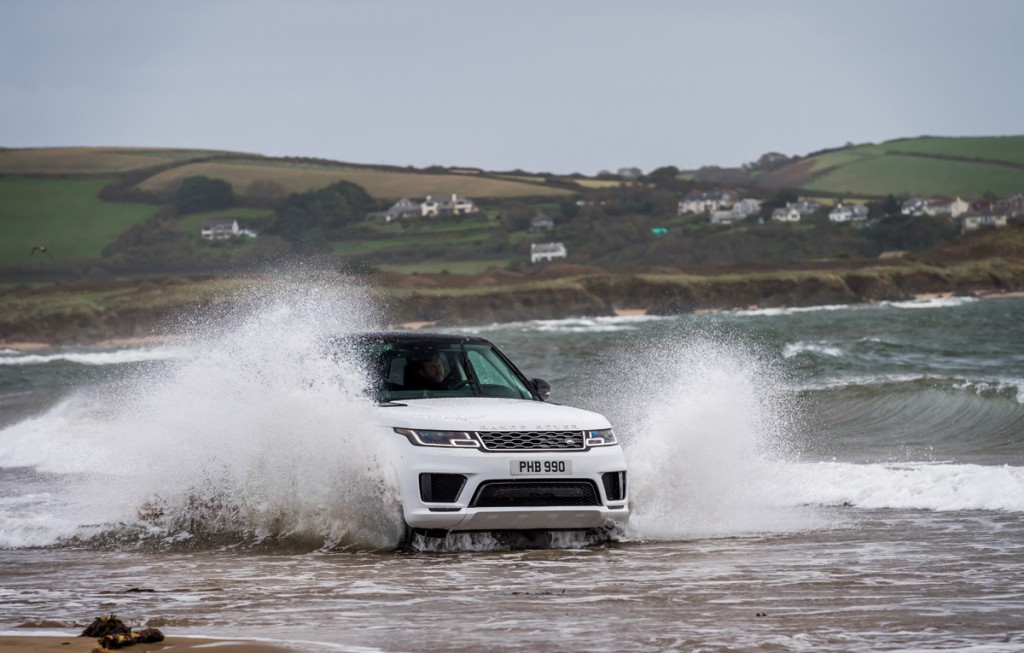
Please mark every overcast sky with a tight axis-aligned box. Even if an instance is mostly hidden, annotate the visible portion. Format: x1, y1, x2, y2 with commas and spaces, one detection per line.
1, 0, 1022, 174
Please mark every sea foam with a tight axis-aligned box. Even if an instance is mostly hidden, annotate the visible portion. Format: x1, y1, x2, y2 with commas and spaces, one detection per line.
782, 461, 1024, 512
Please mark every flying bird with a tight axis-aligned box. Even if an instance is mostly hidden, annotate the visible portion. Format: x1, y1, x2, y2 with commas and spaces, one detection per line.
30, 245, 52, 257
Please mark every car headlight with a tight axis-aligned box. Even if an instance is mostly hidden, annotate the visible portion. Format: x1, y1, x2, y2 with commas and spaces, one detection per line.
394, 428, 481, 448
585, 428, 617, 446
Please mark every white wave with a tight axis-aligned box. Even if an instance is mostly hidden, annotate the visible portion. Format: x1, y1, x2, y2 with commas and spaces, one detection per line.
783, 341, 844, 359
954, 378, 1024, 404
0, 512, 88, 549
796, 372, 935, 391
463, 314, 671, 335
734, 296, 979, 318
782, 461, 1024, 512
733, 303, 852, 317
795, 373, 1024, 402
883, 296, 979, 310
0, 346, 185, 366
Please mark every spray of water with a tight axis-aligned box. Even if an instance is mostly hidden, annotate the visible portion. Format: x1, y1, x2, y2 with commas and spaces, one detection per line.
608, 326, 829, 540
4, 273, 406, 551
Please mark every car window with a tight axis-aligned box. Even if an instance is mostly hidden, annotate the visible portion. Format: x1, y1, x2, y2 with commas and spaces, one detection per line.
466, 347, 532, 399
345, 340, 534, 402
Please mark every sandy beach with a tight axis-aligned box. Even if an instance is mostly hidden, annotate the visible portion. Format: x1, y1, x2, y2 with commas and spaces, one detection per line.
0, 635, 299, 652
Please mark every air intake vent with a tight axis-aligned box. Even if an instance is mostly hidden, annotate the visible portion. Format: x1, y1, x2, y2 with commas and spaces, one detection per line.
602, 471, 627, 502
419, 473, 467, 503
471, 481, 600, 507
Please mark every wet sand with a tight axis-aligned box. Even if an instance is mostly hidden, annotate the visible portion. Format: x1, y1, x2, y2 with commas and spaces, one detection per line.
0, 635, 297, 652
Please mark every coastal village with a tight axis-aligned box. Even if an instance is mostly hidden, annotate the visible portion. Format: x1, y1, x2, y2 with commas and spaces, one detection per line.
195, 185, 1023, 266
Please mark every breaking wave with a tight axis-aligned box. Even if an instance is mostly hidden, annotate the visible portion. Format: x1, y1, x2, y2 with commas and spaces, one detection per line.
783, 341, 844, 359
782, 461, 1024, 512
0, 347, 184, 367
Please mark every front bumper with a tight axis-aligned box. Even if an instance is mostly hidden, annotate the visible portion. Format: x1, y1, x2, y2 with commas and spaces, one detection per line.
385, 433, 630, 532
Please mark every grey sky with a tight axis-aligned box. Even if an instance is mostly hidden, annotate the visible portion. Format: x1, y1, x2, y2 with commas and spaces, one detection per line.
1, 0, 1022, 174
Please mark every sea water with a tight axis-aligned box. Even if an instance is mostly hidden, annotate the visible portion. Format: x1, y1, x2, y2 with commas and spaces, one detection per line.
1, 285, 1023, 651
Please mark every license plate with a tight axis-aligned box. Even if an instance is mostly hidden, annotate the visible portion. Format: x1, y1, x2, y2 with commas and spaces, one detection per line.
510, 460, 572, 476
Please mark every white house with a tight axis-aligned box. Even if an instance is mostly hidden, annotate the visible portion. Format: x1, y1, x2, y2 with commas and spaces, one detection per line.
530, 242, 567, 263
772, 207, 802, 222
421, 196, 441, 217
829, 204, 869, 223
422, 194, 479, 217
200, 218, 240, 240
678, 191, 734, 215
960, 211, 1008, 234
924, 197, 970, 218
790, 200, 821, 216
904, 197, 971, 218
378, 194, 480, 221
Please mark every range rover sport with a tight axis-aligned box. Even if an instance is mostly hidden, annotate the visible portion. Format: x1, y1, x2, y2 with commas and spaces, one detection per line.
339, 332, 630, 540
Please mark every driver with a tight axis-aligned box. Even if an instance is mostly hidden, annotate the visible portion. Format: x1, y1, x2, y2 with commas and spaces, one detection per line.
419, 354, 446, 386
406, 353, 450, 390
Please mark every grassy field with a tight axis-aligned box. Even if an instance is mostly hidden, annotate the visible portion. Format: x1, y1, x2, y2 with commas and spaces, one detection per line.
378, 259, 512, 275
0, 147, 240, 175
881, 136, 1024, 164
0, 177, 156, 264
572, 179, 624, 189
332, 225, 496, 256
804, 155, 1024, 197
761, 136, 1024, 197
136, 158, 573, 200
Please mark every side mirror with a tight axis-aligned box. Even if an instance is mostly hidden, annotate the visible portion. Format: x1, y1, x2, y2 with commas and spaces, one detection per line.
531, 378, 551, 401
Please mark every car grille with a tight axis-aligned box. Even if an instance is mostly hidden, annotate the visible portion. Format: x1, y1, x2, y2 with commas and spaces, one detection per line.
470, 481, 601, 508
477, 430, 586, 451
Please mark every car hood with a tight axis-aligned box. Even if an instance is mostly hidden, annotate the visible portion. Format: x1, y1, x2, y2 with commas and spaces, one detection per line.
375, 397, 612, 432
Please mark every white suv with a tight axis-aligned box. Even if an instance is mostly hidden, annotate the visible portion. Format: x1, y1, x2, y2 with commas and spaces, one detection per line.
342, 332, 629, 541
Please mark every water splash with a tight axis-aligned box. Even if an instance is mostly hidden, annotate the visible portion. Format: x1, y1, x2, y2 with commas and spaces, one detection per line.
609, 327, 828, 540
0, 274, 405, 551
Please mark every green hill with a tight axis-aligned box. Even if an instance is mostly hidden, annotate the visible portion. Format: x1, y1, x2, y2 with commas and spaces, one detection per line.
755, 136, 1024, 198
0, 177, 156, 265
0, 147, 575, 275
3, 139, 1023, 282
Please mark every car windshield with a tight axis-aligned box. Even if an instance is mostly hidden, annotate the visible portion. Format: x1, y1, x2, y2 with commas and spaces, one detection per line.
352, 341, 535, 402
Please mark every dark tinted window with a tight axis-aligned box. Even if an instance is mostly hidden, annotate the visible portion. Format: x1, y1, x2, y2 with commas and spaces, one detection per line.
351, 340, 533, 401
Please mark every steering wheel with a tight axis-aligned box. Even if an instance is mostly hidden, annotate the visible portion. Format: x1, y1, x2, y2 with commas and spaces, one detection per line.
440, 368, 469, 390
